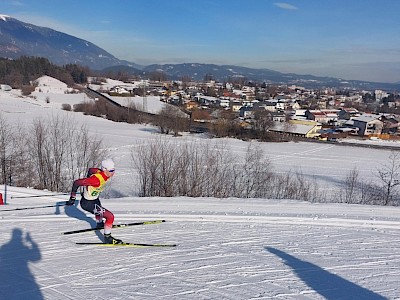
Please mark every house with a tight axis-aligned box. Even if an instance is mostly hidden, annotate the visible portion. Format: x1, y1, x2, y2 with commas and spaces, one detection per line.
305, 109, 340, 125
184, 101, 199, 110
381, 115, 400, 134
352, 114, 384, 136
196, 95, 219, 107
276, 100, 286, 111
0, 84, 12, 91
270, 111, 286, 122
338, 108, 360, 120
254, 101, 278, 112
290, 100, 301, 110
230, 101, 243, 112
217, 98, 230, 108
293, 109, 307, 117
270, 120, 322, 138
109, 86, 131, 94
239, 106, 254, 119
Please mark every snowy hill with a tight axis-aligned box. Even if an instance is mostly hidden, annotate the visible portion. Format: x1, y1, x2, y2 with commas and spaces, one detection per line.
1, 186, 399, 299
0, 77, 400, 299
33, 75, 75, 94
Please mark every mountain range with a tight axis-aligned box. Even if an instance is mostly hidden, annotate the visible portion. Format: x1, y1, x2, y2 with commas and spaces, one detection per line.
1, 14, 398, 90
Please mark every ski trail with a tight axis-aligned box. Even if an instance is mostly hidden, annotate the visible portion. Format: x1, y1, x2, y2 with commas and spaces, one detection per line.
3, 213, 400, 230
268, 145, 335, 161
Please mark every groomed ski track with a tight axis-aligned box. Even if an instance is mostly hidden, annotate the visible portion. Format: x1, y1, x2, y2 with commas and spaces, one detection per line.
3, 214, 400, 231
1, 193, 399, 299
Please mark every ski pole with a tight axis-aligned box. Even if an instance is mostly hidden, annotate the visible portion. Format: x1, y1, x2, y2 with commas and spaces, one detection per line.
0, 203, 67, 212
10, 193, 69, 199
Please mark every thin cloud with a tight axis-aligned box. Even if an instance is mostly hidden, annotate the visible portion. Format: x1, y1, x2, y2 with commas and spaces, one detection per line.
274, 2, 298, 10
10, 1, 25, 6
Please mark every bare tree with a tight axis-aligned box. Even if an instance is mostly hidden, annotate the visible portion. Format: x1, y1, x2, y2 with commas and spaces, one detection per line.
156, 105, 189, 136
342, 166, 360, 203
175, 141, 208, 197
132, 138, 164, 196
232, 143, 273, 198
131, 137, 325, 201
376, 151, 400, 205
10, 122, 35, 187
26, 115, 105, 191
155, 140, 180, 196
29, 118, 48, 189
65, 123, 105, 185
0, 113, 14, 185
252, 110, 274, 140
132, 138, 232, 197
201, 141, 233, 198
210, 110, 237, 138
133, 139, 277, 198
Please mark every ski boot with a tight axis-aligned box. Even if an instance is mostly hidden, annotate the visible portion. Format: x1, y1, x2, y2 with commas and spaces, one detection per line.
104, 233, 123, 244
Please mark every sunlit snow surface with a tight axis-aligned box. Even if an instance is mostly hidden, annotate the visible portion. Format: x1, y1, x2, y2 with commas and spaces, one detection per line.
0, 77, 399, 299
1, 191, 399, 299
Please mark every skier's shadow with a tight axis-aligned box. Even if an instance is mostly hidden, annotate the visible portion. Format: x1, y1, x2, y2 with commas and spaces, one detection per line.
55, 200, 103, 240
265, 247, 386, 300
0, 228, 43, 300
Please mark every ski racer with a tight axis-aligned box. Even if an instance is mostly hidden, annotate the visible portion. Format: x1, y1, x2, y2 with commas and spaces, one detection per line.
66, 158, 122, 244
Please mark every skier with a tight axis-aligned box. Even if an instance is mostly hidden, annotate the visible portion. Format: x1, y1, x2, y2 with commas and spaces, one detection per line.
66, 158, 123, 244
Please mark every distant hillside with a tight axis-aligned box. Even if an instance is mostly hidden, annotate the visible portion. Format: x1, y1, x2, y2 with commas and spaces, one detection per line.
1, 15, 399, 90
101, 65, 144, 77
112, 63, 400, 90
0, 15, 135, 70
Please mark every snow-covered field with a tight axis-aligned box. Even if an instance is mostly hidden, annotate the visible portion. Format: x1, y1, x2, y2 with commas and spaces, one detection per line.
1, 189, 400, 299
1, 77, 400, 299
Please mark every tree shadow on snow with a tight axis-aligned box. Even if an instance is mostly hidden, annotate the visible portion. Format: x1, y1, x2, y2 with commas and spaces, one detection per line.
102, 188, 126, 199
0, 228, 43, 300
139, 127, 160, 134
55, 200, 103, 240
265, 247, 387, 300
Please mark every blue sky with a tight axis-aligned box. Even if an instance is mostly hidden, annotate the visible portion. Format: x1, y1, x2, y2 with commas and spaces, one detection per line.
1, 0, 400, 83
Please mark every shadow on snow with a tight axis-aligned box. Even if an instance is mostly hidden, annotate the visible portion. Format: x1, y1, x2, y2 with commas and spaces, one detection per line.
0, 228, 43, 300
55, 200, 103, 240
265, 247, 387, 300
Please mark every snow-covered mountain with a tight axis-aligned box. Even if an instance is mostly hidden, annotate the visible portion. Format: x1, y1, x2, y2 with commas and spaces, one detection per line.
0, 15, 130, 70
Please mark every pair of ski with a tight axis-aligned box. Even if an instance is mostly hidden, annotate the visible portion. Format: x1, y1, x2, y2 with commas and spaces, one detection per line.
64, 219, 176, 248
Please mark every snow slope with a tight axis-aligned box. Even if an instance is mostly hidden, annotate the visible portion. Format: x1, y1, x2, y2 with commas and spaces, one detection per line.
1, 83, 395, 197
1, 77, 400, 299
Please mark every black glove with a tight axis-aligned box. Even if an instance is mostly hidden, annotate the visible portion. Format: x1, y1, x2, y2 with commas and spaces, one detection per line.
66, 196, 76, 206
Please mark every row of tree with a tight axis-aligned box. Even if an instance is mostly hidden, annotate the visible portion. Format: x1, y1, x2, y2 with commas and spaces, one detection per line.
0, 113, 105, 191
339, 152, 400, 206
1, 111, 399, 205
73, 97, 282, 142
0, 56, 90, 89
131, 137, 400, 206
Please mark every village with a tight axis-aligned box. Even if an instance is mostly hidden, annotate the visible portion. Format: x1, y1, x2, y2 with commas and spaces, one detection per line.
103, 78, 400, 141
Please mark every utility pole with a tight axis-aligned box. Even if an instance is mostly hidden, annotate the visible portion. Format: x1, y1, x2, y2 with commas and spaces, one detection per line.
2, 158, 10, 205
142, 81, 148, 113
127, 97, 131, 122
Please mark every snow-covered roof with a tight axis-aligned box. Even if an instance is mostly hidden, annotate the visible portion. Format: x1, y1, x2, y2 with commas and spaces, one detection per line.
353, 114, 381, 123
272, 123, 318, 135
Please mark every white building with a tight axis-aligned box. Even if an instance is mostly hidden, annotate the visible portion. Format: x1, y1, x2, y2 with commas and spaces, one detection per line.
0, 84, 12, 91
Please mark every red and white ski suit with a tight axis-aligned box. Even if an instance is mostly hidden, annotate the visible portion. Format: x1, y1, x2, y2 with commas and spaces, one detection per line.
70, 168, 114, 234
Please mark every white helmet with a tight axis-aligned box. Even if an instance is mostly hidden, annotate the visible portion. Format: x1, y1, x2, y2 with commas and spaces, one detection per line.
101, 158, 115, 171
